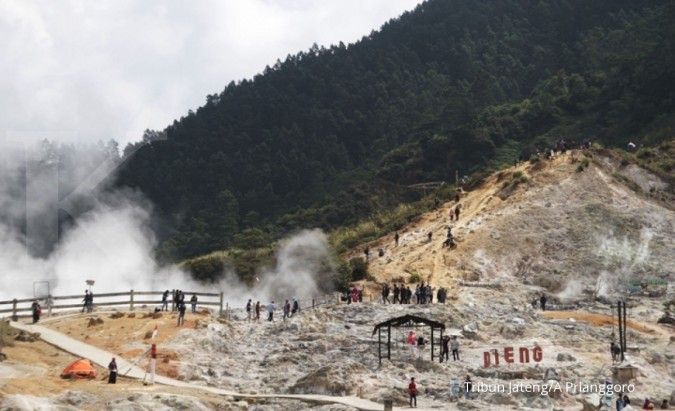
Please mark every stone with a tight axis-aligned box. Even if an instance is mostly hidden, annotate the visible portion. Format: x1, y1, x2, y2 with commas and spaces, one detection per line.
14, 330, 39, 342
556, 353, 576, 362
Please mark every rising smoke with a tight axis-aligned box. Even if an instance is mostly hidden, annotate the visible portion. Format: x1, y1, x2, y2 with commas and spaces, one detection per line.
0, 142, 334, 304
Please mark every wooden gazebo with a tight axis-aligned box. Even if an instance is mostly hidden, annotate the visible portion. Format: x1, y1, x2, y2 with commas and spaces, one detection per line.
372, 314, 445, 365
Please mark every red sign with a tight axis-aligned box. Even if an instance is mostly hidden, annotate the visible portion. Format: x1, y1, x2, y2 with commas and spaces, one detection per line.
483, 346, 542, 367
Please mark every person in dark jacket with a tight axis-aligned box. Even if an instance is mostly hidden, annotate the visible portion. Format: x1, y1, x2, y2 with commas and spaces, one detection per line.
291, 299, 299, 316
540, 294, 547, 311
108, 358, 118, 384
440, 335, 450, 363
177, 303, 186, 326
255, 301, 261, 321
161, 290, 169, 311
31, 300, 41, 323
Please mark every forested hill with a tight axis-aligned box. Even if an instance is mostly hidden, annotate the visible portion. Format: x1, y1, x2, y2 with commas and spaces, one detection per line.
117, 0, 675, 261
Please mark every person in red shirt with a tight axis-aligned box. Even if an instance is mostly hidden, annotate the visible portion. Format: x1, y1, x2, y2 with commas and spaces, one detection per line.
408, 377, 417, 408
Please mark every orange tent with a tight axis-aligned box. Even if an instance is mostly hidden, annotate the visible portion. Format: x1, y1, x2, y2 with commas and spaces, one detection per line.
61, 359, 97, 379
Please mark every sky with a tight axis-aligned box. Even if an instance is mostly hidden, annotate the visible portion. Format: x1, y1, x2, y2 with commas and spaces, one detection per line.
0, 0, 422, 146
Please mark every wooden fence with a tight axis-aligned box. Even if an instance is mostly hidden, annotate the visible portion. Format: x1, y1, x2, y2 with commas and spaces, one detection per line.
0, 290, 341, 321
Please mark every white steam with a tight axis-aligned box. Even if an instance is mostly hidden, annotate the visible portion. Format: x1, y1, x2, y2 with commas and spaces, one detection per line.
0, 143, 334, 305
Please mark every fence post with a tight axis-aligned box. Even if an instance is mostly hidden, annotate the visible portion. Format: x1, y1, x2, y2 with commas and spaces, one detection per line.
130, 289, 134, 311
225, 302, 229, 320
11, 299, 17, 321
219, 292, 224, 316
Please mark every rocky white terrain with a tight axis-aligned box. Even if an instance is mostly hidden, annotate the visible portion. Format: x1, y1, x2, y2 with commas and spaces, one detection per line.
1, 148, 673, 410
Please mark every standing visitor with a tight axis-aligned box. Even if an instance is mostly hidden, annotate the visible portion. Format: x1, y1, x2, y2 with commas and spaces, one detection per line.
283, 300, 291, 321
395, 232, 399, 247
291, 299, 299, 316
267, 301, 276, 321
451, 336, 460, 361
440, 335, 450, 363
108, 358, 117, 384
31, 300, 41, 324
190, 294, 198, 313
177, 303, 186, 326
255, 301, 261, 321
246, 299, 252, 321
82, 290, 89, 312
161, 290, 169, 311
408, 377, 418, 408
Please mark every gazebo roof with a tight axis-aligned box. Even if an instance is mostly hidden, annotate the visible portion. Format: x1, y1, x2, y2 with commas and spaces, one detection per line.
372, 314, 445, 335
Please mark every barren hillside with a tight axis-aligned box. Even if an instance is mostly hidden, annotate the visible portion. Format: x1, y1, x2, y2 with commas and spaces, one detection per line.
349, 148, 674, 303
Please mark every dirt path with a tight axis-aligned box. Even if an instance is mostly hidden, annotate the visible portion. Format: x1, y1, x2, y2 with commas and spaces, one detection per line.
9, 321, 441, 411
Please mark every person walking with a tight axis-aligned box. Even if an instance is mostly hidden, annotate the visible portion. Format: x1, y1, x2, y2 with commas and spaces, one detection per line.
190, 294, 198, 313
283, 300, 291, 321
255, 301, 261, 322
291, 299, 299, 316
455, 204, 461, 221
81, 290, 89, 313
108, 358, 117, 384
177, 303, 186, 326
86, 291, 94, 313
31, 300, 41, 324
267, 301, 276, 322
161, 290, 169, 311
540, 294, 547, 311
394, 232, 399, 247
408, 377, 418, 408
451, 336, 460, 361
246, 299, 252, 321
440, 335, 450, 363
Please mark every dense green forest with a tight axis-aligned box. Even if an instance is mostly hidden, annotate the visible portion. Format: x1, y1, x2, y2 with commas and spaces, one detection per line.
117, 0, 675, 262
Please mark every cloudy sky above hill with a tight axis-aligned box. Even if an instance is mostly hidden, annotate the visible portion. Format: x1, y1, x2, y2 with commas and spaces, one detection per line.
0, 0, 421, 145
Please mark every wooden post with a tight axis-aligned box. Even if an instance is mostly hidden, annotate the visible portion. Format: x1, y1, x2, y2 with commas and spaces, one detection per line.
130, 289, 134, 311
378, 327, 382, 366
440, 328, 444, 362
617, 301, 624, 362
622, 301, 627, 360
387, 325, 391, 360
11, 299, 17, 321
219, 292, 224, 316
431, 326, 435, 361
225, 302, 229, 320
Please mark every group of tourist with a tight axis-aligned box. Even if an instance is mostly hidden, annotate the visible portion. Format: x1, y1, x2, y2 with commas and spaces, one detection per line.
159, 290, 198, 326
380, 282, 449, 304
81, 290, 94, 313
245, 298, 300, 322
404, 331, 461, 363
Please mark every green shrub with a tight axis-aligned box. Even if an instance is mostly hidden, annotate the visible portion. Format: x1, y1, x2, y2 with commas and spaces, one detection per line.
349, 257, 369, 281
409, 272, 421, 283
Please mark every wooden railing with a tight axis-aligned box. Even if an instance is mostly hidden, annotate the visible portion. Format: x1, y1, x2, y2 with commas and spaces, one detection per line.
0, 290, 223, 320
0, 290, 342, 321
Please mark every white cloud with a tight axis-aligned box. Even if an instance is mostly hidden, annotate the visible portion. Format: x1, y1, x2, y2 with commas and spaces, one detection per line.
0, 0, 421, 145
